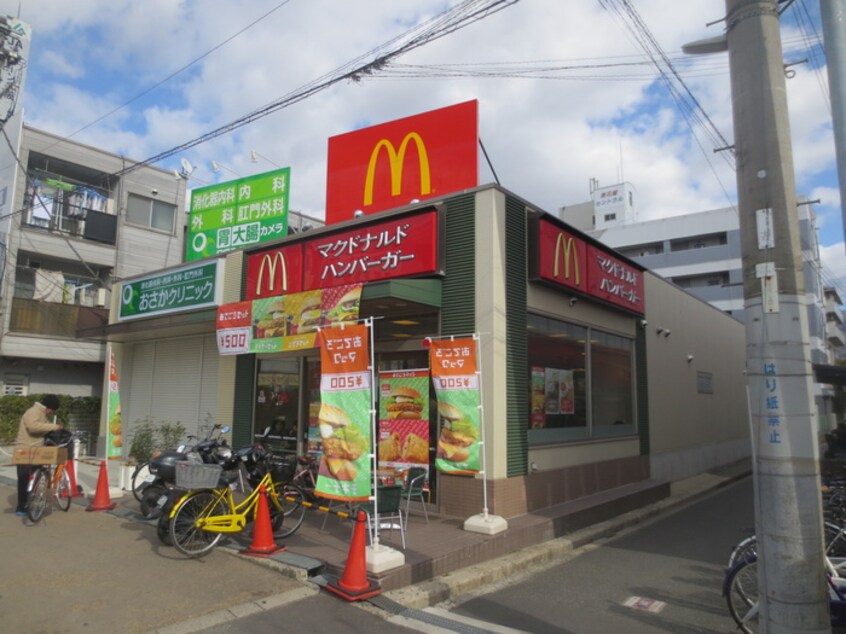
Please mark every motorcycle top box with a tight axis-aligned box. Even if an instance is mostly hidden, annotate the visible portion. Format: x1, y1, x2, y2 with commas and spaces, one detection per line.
149, 451, 189, 482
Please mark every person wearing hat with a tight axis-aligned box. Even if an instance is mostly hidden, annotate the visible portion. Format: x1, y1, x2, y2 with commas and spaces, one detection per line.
14, 394, 63, 516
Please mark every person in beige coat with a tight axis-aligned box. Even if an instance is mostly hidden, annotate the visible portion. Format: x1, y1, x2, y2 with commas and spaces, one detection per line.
14, 394, 62, 516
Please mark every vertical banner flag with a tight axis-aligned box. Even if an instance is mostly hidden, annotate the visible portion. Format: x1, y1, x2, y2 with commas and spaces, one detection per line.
378, 370, 430, 481
106, 347, 123, 460
315, 324, 372, 501
429, 338, 481, 475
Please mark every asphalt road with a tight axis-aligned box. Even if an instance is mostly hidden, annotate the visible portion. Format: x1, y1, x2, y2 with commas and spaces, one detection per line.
445, 477, 755, 633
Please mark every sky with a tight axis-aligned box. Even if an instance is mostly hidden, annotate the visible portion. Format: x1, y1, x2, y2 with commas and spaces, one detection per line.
3, 0, 845, 300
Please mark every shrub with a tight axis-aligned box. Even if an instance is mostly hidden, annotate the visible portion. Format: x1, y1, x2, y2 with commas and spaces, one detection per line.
128, 419, 157, 465
157, 421, 186, 451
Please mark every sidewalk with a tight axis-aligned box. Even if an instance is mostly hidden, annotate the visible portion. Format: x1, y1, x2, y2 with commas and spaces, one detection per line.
0, 450, 752, 611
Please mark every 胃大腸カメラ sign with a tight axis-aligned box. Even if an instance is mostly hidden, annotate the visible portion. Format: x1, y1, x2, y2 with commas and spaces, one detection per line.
185, 167, 290, 261
534, 217, 644, 315
325, 100, 478, 224
429, 338, 481, 476
315, 324, 373, 502
119, 260, 223, 321
244, 209, 440, 299
215, 284, 363, 355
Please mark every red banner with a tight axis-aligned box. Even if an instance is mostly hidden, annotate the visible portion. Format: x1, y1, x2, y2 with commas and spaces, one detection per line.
245, 244, 304, 300
326, 100, 478, 224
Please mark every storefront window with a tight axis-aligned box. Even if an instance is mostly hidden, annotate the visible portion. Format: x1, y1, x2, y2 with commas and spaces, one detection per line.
527, 314, 635, 443
255, 358, 301, 453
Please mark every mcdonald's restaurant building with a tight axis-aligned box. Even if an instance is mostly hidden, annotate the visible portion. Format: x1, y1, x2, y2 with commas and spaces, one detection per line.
101, 182, 749, 520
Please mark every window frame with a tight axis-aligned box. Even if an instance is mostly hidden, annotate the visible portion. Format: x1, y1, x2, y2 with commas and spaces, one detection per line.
126, 193, 176, 234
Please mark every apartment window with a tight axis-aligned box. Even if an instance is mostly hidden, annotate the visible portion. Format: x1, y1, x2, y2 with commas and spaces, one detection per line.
604, 213, 617, 222
127, 194, 175, 233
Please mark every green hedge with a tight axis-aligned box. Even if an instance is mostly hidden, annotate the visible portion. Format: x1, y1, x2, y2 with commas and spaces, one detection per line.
0, 394, 101, 444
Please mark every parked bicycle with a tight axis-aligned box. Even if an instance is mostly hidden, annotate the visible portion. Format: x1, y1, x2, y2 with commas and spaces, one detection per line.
164, 434, 306, 557
25, 430, 87, 522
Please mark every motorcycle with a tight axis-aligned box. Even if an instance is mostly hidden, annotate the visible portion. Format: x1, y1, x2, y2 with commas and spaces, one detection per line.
139, 424, 232, 518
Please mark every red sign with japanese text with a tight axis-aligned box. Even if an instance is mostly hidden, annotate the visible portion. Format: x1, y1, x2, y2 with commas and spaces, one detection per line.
536, 218, 644, 315
325, 100, 478, 224
245, 244, 304, 300
304, 210, 438, 288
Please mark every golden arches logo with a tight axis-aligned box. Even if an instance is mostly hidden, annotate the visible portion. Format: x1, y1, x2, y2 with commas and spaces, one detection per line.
363, 132, 431, 206
553, 233, 580, 285
256, 251, 288, 295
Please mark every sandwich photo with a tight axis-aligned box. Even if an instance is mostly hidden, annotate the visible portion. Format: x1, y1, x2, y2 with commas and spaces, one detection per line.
378, 431, 401, 462
317, 403, 367, 481
297, 294, 322, 334
385, 386, 425, 419
436, 401, 478, 463
255, 300, 288, 338
401, 433, 428, 463
326, 286, 362, 324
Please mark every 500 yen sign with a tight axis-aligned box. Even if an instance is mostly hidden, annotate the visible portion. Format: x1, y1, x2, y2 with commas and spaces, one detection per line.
217, 327, 250, 354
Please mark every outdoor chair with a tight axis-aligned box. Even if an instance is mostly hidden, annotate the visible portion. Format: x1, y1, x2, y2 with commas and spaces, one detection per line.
401, 467, 429, 524
355, 484, 406, 549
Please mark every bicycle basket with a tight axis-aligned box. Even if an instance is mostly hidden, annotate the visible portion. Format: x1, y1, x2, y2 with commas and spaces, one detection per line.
44, 429, 72, 447
175, 462, 223, 489
270, 455, 296, 483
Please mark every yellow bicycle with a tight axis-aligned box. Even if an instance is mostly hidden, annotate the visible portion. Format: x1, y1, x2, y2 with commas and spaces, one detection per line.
167, 451, 305, 557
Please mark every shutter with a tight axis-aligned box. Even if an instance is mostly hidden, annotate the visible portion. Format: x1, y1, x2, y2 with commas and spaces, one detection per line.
198, 334, 220, 434
149, 337, 205, 439
125, 342, 155, 441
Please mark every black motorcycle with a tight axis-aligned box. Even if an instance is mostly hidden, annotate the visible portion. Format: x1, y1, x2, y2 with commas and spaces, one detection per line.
139, 424, 232, 518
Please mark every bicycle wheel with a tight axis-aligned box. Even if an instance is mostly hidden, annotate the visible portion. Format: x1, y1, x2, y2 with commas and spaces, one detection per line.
26, 468, 49, 522
169, 490, 226, 558
54, 466, 72, 512
131, 462, 150, 502
727, 535, 757, 571
724, 556, 758, 633
269, 481, 305, 538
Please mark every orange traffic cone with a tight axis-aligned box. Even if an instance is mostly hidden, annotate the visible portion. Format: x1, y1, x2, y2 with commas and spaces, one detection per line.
239, 484, 285, 557
326, 510, 381, 601
86, 460, 116, 512
65, 457, 83, 498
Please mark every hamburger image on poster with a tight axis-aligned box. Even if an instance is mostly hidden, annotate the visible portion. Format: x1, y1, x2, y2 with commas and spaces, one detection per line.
318, 403, 367, 481
385, 385, 424, 419
437, 401, 478, 463
326, 286, 361, 324
297, 295, 322, 333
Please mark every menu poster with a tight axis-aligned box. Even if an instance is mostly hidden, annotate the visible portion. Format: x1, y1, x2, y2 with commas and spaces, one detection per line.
429, 338, 481, 475
377, 370, 430, 480
314, 324, 372, 502
545, 367, 574, 416
531, 367, 546, 428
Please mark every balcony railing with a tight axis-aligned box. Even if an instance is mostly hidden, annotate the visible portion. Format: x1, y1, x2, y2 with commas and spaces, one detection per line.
23, 208, 117, 245
9, 297, 109, 338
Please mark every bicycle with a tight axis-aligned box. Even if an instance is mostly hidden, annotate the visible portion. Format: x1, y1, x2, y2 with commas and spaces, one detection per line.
25, 430, 86, 522
288, 454, 318, 502
727, 521, 846, 571
166, 444, 306, 557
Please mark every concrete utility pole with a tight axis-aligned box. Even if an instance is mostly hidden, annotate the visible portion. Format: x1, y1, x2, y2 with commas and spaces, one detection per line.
821, 0, 846, 247
726, 1, 827, 630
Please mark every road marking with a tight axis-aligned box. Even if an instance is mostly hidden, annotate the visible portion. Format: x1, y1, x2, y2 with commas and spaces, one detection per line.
623, 596, 667, 614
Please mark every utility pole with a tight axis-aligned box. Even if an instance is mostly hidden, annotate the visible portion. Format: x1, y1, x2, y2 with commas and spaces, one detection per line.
726, 0, 827, 630
686, 1, 827, 631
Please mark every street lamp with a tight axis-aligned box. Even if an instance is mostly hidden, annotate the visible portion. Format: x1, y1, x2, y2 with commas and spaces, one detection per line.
210, 160, 242, 178
250, 150, 281, 169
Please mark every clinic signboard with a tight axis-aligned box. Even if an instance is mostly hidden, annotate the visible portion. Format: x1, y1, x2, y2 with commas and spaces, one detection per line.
325, 100, 478, 224
118, 260, 223, 321
185, 167, 290, 261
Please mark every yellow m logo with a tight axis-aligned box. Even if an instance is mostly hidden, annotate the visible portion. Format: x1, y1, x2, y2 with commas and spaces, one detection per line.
553, 234, 580, 285
256, 251, 288, 295
363, 133, 431, 206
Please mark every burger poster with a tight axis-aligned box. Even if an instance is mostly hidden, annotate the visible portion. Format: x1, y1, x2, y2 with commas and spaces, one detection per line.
429, 338, 481, 475
315, 324, 373, 502
107, 347, 123, 460
378, 370, 430, 478
216, 284, 363, 355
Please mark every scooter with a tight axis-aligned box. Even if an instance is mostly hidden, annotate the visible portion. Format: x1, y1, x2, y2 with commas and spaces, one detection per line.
139, 424, 232, 518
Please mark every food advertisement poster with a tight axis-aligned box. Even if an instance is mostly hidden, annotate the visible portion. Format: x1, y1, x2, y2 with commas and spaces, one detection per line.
215, 283, 362, 355
530, 367, 546, 428
429, 338, 481, 475
544, 368, 574, 415
107, 347, 123, 460
377, 370, 430, 480
315, 324, 372, 502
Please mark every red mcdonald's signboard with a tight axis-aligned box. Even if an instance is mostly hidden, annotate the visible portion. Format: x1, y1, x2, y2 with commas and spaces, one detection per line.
245, 244, 304, 301
535, 217, 644, 314
325, 100, 478, 225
